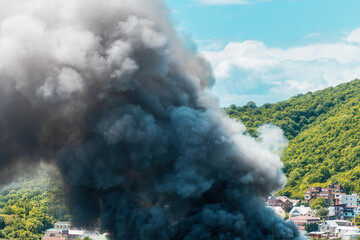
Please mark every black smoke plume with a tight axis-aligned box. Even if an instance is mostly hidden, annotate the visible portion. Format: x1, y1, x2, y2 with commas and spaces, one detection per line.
0, 0, 302, 239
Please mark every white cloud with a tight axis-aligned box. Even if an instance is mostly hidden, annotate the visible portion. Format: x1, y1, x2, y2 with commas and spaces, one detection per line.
202, 32, 360, 106
193, 0, 267, 5
346, 27, 360, 44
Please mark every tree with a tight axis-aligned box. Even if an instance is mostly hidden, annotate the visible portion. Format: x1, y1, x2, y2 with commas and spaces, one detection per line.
316, 208, 329, 220
354, 215, 360, 227
305, 223, 318, 232
309, 198, 327, 210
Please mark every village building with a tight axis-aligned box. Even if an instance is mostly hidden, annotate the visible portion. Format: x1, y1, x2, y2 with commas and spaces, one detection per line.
42, 230, 65, 240
265, 196, 293, 211
54, 222, 71, 230
329, 204, 356, 220
43, 222, 103, 240
304, 185, 345, 205
289, 205, 316, 218
307, 232, 328, 239
341, 231, 360, 240
287, 216, 320, 230
335, 226, 360, 239
67, 229, 85, 239
344, 206, 358, 219
289, 199, 300, 207
318, 220, 353, 236
340, 194, 359, 207
267, 206, 286, 219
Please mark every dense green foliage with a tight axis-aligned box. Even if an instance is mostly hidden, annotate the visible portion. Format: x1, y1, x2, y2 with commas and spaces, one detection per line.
309, 198, 327, 210
225, 79, 360, 199
0, 166, 69, 239
305, 223, 318, 233
354, 215, 360, 227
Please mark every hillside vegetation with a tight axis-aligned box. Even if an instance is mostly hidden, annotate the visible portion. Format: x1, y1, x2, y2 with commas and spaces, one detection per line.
225, 79, 360, 199
0, 166, 69, 239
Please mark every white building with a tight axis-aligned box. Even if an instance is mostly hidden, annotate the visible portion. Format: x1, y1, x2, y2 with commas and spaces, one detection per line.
342, 231, 360, 240
335, 226, 360, 239
289, 206, 316, 218
54, 221, 71, 230
319, 220, 353, 236
340, 194, 359, 207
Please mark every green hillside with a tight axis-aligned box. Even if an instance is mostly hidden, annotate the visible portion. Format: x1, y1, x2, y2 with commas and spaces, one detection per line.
225, 79, 360, 199
0, 166, 69, 239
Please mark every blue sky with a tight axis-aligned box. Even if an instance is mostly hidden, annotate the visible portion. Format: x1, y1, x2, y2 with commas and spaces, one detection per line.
166, 0, 360, 106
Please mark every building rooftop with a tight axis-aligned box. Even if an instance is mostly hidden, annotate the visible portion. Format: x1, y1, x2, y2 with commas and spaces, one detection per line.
68, 230, 85, 235
55, 221, 70, 225
288, 216, 320, 222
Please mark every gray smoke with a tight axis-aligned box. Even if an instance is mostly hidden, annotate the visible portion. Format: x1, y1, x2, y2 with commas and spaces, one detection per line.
0, 0, 302, 239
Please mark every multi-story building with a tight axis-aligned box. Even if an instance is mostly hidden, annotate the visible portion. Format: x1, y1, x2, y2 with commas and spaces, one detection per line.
304, 185, 345, 205
340, 194, 359, 207
329, 204, 346, 220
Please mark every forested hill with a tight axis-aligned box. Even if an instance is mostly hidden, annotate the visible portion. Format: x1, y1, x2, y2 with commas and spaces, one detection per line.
225, 79, 360, 199
0, 166, 69, 239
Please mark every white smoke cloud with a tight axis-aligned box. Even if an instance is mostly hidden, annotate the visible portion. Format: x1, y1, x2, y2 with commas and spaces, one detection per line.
257, 124, 288, 157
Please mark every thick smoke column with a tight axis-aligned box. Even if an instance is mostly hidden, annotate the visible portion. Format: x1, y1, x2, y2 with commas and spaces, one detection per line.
0, 0, 302, 239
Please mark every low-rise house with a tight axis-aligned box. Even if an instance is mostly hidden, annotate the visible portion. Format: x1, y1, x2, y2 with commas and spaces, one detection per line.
342, 231, 360, 240
318, 220, 353, 236
54, 221, 71, 230
289, 205, 316, 218
42, 230, 65, 240
266, 196, 293, 211
43, 222, 102, 240
288, 216, 320, 230
267, 206, 286, 219
68, 229, 85, 239
335, 226, 360, 239
289, 199, 300, 207
307, 232, 327, 239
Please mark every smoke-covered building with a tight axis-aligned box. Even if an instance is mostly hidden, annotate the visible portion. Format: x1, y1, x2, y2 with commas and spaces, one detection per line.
266, 206, 286, 219
287, 216, 320, 231
266, 196, 293, 211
